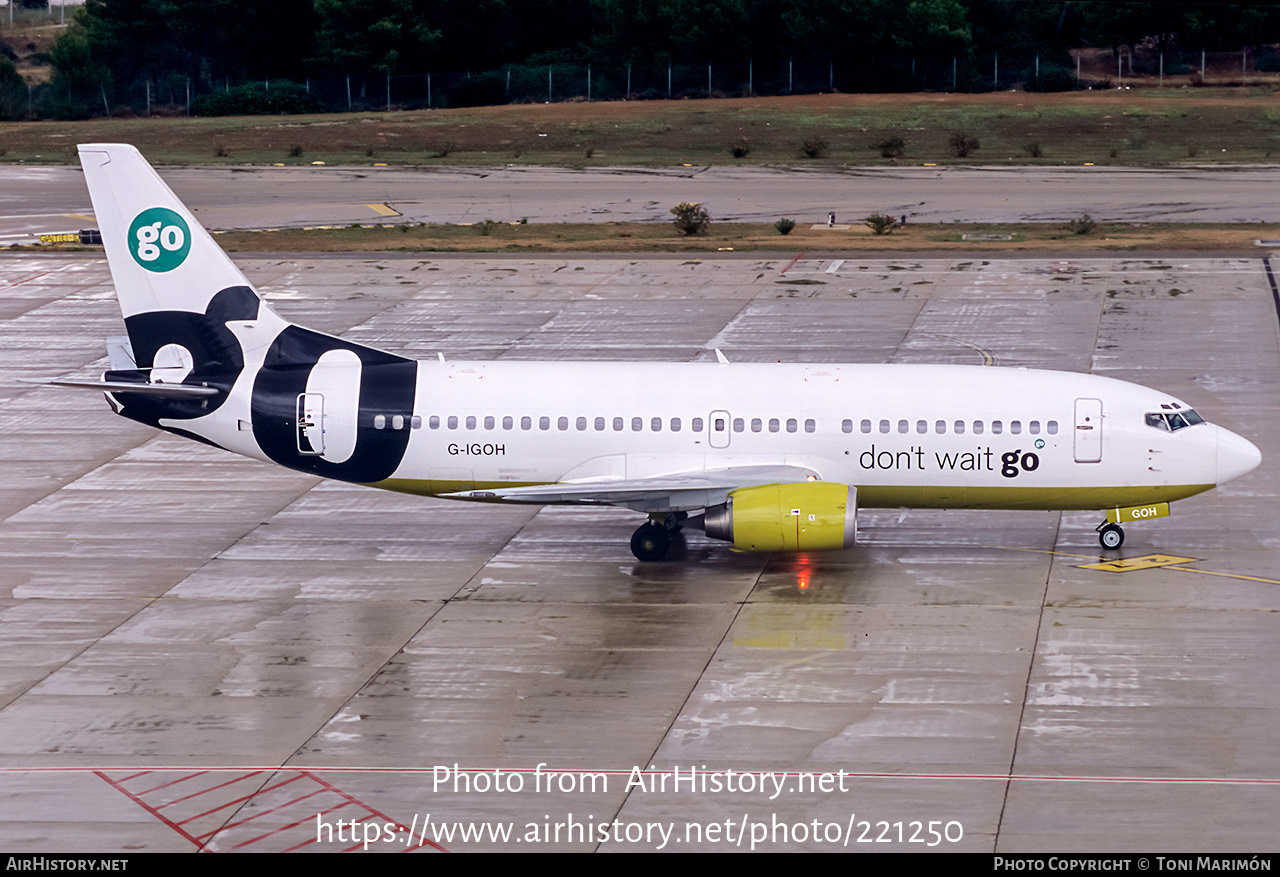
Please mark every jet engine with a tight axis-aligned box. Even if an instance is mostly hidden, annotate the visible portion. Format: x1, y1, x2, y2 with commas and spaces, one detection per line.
703, 482, 856, 551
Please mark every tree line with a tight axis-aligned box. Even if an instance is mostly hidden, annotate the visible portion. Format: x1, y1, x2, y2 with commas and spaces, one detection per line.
19, 1, 1280, 118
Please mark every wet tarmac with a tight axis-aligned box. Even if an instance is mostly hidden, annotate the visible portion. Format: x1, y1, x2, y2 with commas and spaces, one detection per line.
0, 252, 1276, 852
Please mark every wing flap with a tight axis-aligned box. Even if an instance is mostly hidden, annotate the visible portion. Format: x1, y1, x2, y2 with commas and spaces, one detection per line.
443, 464, 820, 510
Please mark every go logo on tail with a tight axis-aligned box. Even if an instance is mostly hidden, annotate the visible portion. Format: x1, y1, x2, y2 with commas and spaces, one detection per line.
128, 208, 190, 272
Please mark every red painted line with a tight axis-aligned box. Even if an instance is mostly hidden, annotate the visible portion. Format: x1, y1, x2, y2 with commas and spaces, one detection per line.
780, 252, 806, 274
305, 771, 447, 853
215, 787, 337, 837
1, 272, 49, 291
177, 775, 280, 826
95, 771, 206, 850
136, 770, 209, 798
162, 771, 264, 812
279, 801, 362, 852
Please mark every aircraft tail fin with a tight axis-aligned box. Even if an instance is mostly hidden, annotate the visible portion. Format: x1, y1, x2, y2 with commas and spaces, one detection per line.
77, 143, 286, 386
78, 143, 262, 321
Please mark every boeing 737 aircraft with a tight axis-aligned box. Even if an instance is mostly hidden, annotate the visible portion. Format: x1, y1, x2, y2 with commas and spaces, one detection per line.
56, 144, 1261, 560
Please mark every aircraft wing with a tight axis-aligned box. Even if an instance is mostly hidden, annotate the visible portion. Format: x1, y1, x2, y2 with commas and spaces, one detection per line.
442, 464, 820, 511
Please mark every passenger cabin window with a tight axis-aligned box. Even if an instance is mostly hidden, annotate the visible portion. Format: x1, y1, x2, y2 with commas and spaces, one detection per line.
521, 416, 532, 430
756, 418, 766, 433
595, 417, 606, 431
841, 419, 853, 434
935, 420, 947, 434
671, 417, 682, 432
692, 417, 704, 432
861, 419, 872, 434
805, 418, 816, 433
973, 420, 984, 435
733, 418, 744, 432
653, 417, 664, 432
484, 416, 495, 430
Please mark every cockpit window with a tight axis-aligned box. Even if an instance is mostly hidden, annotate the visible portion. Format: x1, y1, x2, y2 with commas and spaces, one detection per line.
1145, 408, 1205, 432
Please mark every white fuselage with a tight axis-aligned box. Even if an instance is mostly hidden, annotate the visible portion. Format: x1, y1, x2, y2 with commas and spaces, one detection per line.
185, 355, 1248, 513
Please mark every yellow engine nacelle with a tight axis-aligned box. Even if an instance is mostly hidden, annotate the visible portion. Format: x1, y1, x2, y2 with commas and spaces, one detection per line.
703, 482, 857, 552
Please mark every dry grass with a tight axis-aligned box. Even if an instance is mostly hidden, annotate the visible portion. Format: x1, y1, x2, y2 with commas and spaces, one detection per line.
170, 220, 1280, 254
6, 90, 1280, 167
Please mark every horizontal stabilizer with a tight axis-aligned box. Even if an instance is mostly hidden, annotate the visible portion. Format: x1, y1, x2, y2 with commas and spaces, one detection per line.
20, 378, 220, 398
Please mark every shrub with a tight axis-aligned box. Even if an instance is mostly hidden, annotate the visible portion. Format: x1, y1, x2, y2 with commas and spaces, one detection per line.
288, 144, 303, 158
800, 135, 828, 158
670, 202, 710, 236
864, 213, 898, 235
477, 218, 498, 235
1067, 214, 1096, 235
948, 132, 979, 158
731, 140, 750, 158
775, 218, 796, 235
1024, 140, 1043, 158
873, 135, 905, 158
1025, 62, 1078, 93
191, 81, 323, 116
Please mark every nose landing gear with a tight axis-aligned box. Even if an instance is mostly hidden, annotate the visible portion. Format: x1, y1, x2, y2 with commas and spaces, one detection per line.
1097, 522, 1125, 550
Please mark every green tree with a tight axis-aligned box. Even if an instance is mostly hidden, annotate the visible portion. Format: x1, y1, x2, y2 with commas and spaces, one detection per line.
47, 10, 113, 118
312, 0, 441, 74
0, 56, 27, 121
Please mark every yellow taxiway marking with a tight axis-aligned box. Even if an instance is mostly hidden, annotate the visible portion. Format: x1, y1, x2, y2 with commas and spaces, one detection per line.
1079, 554, 1198, 573
996, 545, 1280, 585
366, 203, 401, 217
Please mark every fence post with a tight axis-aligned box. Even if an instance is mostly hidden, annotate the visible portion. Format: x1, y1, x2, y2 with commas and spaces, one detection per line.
346, 75, 351, 111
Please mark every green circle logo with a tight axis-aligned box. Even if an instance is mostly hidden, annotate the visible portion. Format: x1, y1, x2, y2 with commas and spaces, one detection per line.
128, 208, 191, 273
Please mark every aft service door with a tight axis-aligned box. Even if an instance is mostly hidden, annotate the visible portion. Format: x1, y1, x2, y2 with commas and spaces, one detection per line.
1074, 397, 1102, 463
296, 393, 324, 456
708, 410, 731, 449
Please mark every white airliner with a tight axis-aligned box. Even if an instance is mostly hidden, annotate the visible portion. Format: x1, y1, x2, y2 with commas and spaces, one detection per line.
59, 144, 1261, 560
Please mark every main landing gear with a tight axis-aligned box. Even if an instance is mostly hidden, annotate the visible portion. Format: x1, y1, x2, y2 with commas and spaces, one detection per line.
1097, 522, 1125, 550
630, 512, 686, 561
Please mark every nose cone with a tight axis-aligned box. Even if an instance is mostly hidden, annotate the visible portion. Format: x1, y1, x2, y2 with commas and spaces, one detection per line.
1217, 426, 1262, 485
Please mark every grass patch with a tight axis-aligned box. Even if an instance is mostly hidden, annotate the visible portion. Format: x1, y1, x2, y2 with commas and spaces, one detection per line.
188, 220, 1280, 255
9, 91, 1280, 168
